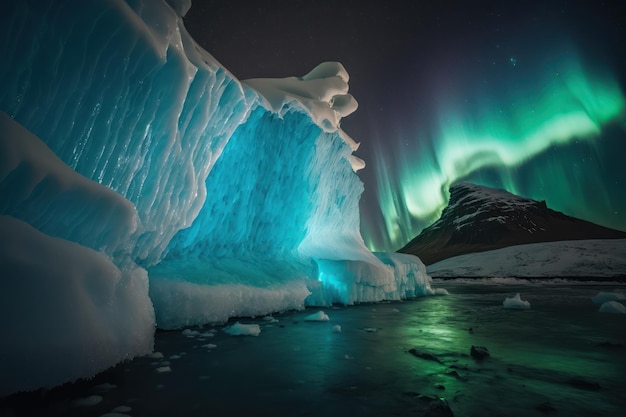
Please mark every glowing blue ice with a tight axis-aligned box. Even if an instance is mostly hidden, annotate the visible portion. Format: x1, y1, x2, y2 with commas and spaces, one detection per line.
0, 0, 437, 394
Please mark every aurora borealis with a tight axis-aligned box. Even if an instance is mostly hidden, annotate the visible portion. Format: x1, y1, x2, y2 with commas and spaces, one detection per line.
365, 47, 626, 250
184, 0, 626, 251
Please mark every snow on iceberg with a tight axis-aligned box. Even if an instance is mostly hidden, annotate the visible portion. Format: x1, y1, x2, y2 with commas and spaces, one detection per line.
0, 0, 438, 394
0, 215, 154, 397
503, 293, 531, 309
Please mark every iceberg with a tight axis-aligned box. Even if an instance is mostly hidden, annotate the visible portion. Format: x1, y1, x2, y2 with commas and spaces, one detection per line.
0, 0, 437, 395
503, 293, 531, 309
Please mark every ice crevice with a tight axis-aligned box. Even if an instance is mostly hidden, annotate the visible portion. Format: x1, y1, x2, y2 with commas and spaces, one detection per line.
0, 0, 439, 395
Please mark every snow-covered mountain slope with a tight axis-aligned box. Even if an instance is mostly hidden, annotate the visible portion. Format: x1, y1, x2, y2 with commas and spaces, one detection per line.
427, 238, 626, 279
400, 182, 626, 265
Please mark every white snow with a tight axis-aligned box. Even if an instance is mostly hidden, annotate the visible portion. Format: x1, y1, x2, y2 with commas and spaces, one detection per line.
244, 62, 359, 136
223, 322, 261, 336
304, 311, 330, 321
244, 64, 364, 173
0, 216, 154, 397
503, 293, 531, 309
428, 239, 626, 278
599, 301, 626, 314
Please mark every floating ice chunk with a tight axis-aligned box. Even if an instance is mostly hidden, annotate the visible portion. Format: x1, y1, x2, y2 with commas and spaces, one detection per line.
182, 329, 200, 337
155, 366, 171, 373
111, 405, 132, 412
263, 316, 279, 323
599, 301, 626, 314
304, 311, 330, 321
224, 322, 261, 336
503, 293, 530, 309
100, 413, 131, 417
429, 288, 450, 296
201, 344, 217, 349
149, 352, 164, 359
332, 325, 342, 333
592, 291, 625, 305
169, 355, 181, 360
73, 395, 103, 406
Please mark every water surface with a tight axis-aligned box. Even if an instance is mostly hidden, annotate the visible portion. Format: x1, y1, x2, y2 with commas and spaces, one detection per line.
2, 281, 624, 416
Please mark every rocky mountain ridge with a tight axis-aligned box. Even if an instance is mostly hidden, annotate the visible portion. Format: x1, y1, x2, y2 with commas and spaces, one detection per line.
399, 182, 626, 265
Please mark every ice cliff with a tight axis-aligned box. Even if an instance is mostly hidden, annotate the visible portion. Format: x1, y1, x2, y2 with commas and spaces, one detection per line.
0, 0, 435, 395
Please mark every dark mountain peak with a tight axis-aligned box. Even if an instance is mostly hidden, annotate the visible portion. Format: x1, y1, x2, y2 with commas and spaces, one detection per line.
400, 182, 626, 265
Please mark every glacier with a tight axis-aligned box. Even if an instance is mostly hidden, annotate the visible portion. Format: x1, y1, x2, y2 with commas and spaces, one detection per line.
0, 0, 437, 396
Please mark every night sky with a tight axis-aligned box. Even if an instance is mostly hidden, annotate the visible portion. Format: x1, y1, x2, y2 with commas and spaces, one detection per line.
183, 0, 626, 251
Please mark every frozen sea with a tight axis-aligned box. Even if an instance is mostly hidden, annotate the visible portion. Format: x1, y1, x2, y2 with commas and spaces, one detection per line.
1, 281, 625, 417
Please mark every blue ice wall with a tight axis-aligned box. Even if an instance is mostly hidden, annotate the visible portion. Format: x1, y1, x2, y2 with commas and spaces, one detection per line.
1, 0, 436, 331
0, 0, 255, 265
164, 107, 321, 263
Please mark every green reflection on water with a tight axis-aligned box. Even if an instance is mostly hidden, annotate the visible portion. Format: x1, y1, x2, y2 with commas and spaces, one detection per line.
399, 285, 626, 416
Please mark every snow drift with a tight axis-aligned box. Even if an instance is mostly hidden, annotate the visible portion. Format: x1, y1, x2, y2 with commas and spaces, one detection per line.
427, 239, 626, 278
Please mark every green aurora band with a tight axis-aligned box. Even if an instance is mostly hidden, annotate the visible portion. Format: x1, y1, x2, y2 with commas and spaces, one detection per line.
364, 49, 626, 252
